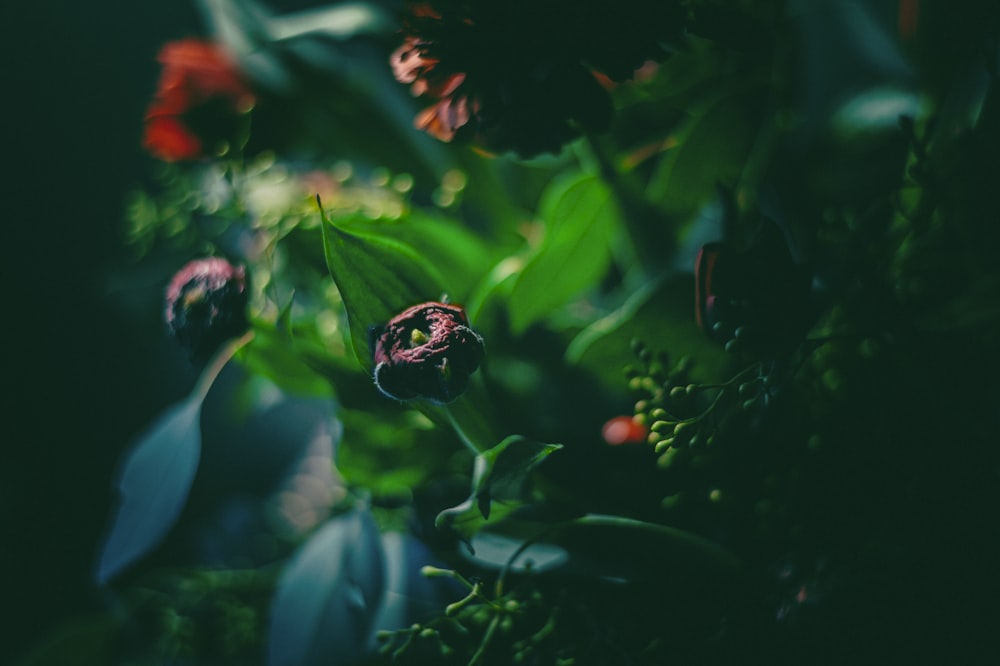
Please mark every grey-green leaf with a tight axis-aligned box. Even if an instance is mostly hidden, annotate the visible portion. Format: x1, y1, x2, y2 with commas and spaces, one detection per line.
95, 394, 203, 584
268, 508, 386, 666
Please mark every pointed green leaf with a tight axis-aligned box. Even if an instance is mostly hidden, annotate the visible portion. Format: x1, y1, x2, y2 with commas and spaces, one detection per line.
645, 86, 768, 217
319, 202, 446, 371
363, 210, 498, 304
508, 173, 620, 334
436, 436, 562, 541
476, 437, 562, 513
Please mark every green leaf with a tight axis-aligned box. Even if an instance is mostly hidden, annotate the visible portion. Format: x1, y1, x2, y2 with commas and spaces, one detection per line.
267, 2, 392, 42
464, 255, 522, 328
238, 319, 336, 399
335, 408, 458, 498
319, 200, 447, 370
566, 276, 730, 388
508, 173, 621, 334
95, 394, 203, 584
467, 513, 740, 579
346, 209, 498, 305
436, 436, 562, 542
646, 86, 767, 217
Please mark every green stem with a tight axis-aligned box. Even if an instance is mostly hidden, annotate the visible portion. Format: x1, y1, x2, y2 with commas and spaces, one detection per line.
468, 614, 501, 666
442, 402, 485, 456
496, 524, 557, 596
433, 372, 500, 456
191, 330, 255, 402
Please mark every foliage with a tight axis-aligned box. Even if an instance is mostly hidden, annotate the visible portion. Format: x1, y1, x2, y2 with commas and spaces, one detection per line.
20, 1, 1000, 665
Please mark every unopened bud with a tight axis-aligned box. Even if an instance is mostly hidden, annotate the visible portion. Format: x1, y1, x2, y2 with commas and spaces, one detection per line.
654, 437, 675, 453
420, 565, 453, 578
372, 302, 485, 404
165, 256, 249, 363
650, 420, 672, 433
673, 420, 693, 438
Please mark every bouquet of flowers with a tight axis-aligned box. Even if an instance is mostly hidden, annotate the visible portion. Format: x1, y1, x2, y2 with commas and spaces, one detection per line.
27, 0, 999, 664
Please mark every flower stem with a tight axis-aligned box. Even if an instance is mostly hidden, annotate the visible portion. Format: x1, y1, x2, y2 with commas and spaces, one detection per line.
442, 402, 485, 456
191, 330, 255, 402
433, 372, 499, 456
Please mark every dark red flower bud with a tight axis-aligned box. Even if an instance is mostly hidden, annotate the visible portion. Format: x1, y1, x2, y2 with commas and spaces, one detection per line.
165, 257, 249, 362
371, 302, 485, 404
695, 242, 727, 340
694, 229, 812, 353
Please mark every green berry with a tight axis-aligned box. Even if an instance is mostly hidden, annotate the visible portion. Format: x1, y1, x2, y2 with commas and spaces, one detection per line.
654, 437, 675, 453
650, 420, 672, 433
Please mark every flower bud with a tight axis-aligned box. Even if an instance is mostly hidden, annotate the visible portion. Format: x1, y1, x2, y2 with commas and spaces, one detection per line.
650, 420, 672, 434
372, 302, 485, 404
654, 437, 675, 454
165, 257, 249, 362
694, 225, 813, 354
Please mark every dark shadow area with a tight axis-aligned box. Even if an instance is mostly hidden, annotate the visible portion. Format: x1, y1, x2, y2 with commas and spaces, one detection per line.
3, 2, 202, 661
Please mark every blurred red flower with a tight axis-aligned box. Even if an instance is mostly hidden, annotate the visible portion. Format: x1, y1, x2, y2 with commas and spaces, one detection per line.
389, 1, 686, 157
601, 416, 649, 446
143, 39, 256, 162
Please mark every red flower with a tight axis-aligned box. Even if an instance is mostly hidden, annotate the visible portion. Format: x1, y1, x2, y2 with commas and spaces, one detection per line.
143, 39, 255, 162
389, 1, 686, 157
372, 302, 485, 404
601, 416, 649, 446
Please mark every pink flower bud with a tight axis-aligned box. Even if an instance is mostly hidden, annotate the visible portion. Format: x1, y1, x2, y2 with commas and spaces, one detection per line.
372, 302, 485, 404
165, 257, 249, 362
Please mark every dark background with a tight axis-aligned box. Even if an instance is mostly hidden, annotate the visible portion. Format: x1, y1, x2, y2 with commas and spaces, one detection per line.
4, 2, 203, 660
